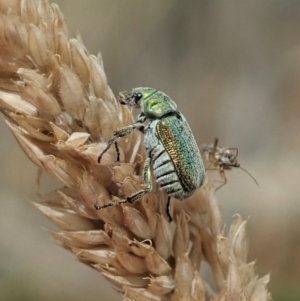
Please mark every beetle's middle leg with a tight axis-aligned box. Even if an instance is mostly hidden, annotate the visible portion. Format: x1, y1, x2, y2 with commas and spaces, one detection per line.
98, 122, 144, 163
94, 157, 152, 211
126, 157, 153, 203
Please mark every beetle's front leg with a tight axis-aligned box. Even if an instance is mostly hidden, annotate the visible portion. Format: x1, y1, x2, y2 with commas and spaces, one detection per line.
126, 157, 152, 203
98, 122, 144, 163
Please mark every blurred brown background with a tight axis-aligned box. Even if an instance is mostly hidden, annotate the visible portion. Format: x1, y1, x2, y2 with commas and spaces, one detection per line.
0, 1, 300, 300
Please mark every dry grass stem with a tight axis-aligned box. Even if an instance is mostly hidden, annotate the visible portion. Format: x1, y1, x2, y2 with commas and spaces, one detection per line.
0, 1, 271, 300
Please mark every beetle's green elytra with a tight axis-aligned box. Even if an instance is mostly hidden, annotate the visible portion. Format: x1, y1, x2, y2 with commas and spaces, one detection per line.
95, 87, 206, 221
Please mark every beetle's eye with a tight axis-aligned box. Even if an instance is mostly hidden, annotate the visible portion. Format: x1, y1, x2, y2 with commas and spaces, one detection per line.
134, 93, 143, 102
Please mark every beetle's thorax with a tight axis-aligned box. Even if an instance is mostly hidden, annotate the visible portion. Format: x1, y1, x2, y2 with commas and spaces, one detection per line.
141, 91, 177, 118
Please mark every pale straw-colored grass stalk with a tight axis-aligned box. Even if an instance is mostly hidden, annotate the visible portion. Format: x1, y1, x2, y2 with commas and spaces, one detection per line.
0, 1, 271, 300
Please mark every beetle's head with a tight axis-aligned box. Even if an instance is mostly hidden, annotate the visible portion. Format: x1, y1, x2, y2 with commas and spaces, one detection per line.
119, 87, 178, 118
119, 87, 156, 108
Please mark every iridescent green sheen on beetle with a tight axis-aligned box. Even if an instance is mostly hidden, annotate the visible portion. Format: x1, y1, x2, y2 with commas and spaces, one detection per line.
95, 87, 206, 221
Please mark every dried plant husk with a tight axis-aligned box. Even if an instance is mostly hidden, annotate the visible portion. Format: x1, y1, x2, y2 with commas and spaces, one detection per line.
0, 1, 271, 300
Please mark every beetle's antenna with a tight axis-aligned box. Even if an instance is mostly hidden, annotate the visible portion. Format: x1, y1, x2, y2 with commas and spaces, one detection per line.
239, 166, 260, 188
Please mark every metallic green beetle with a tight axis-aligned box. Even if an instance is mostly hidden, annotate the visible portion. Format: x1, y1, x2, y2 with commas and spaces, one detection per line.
95, 87, 206, 221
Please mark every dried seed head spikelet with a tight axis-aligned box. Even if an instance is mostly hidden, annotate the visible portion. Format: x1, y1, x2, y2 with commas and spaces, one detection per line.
0, 1, 271, 300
